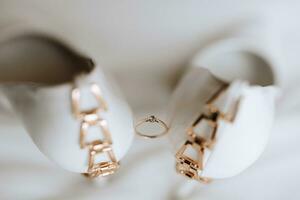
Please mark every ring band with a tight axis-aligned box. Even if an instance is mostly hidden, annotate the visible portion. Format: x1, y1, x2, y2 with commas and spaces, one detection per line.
135, 115, 169, 139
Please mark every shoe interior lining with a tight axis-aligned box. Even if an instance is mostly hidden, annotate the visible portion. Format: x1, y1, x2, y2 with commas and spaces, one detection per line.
0, 35, 94, 85
202, 51, 275, 86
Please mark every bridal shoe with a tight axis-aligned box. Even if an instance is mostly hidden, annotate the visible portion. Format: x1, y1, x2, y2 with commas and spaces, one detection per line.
0, 28, 134, 177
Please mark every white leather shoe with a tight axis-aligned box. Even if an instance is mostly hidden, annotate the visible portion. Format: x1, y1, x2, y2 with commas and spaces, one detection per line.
166, 21, 281, 184
0, 25, 134, 177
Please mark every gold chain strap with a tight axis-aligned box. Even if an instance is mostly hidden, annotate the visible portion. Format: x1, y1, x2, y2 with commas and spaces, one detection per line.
71, 83, 119, 178
175, 84, 239, 183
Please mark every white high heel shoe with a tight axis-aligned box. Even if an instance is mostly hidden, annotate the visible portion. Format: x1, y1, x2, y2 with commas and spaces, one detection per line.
166, 21, 282, 184
0, 30, 134, 178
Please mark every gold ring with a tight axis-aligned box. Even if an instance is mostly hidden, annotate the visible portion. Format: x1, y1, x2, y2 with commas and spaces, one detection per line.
135, 115, 169, 139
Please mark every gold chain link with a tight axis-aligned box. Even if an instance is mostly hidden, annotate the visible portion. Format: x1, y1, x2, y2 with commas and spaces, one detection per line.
72, 83, 119, 178
175, 84, 239, 183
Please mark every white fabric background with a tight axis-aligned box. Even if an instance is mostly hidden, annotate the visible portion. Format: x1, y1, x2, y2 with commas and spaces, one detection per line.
0, 0, 300, 199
